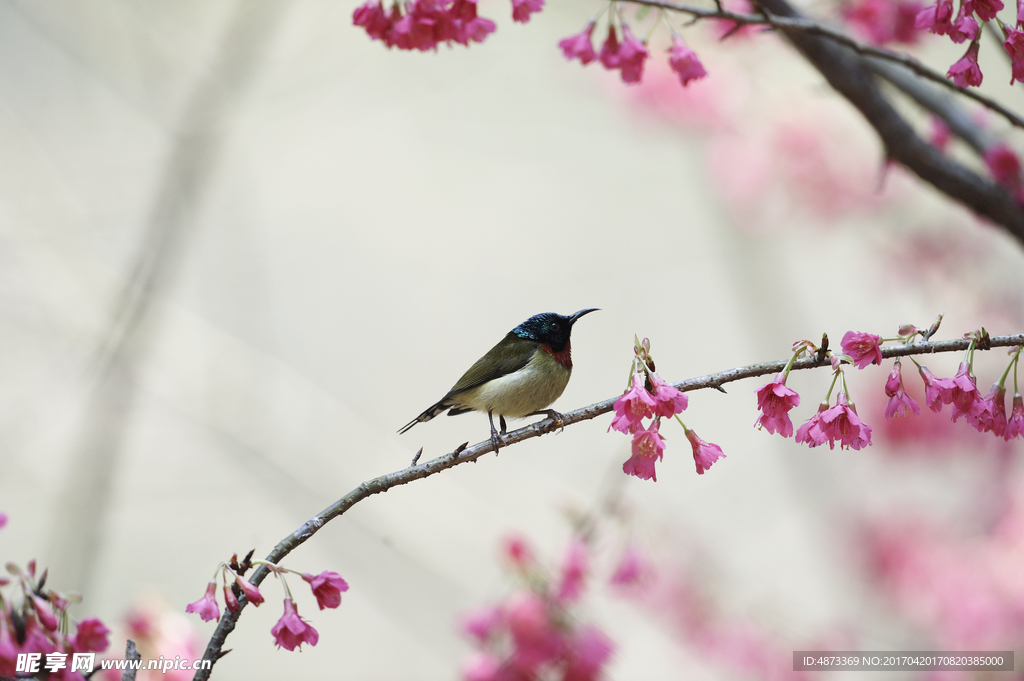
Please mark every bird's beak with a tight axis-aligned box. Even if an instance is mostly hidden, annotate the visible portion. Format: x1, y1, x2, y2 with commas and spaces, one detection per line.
568, 308, 600, 325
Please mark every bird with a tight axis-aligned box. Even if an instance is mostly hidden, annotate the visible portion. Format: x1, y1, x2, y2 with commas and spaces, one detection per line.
399, 309, 599, 451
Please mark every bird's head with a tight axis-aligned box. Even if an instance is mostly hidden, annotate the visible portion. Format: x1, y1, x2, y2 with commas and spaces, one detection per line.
512, 309, 599, 351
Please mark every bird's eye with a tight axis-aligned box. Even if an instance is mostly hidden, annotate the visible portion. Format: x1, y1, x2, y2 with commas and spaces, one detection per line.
551, 322, 559, 330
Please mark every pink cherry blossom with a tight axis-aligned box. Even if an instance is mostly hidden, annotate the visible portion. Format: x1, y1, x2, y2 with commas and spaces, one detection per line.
964, 0, 1003, 21
755, 372, 800, 438
353, 0, 392, 41
186, 582, 221, 623
271, 598, 319, 651
841, 331, 883, 369
558, 21, 597, 65
819, 392, 873, 450
667, 34, 708, 86
1005, 393, 1024, 440
947, 42, 983, 87
598, 25, 621, 70
223, 584, 239, 613
948, 9, 979, 43
235, 576, 264, 606
967, 383, 1007, 436
302, 571, 349, 610
511, 0, 544, 23
884, 359, 921, 419
0, 513, 6, 530
918, 364, 953, 412
69, 618, 109, 654
1004, 28, 1024, 84
555, 540, 588, 603
943, 361, 978, 421
650, 373, 689, 417
617, 25, 649, 83
609, 373, 656, 434
795, 402, 830, 447
450, 0, 496, 45
915, 0, 954, 33
685, 428, 725, 474
623, 419, 666, 481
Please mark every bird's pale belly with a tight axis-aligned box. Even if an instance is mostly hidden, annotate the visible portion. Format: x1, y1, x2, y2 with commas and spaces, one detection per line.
451, 351, 571, 418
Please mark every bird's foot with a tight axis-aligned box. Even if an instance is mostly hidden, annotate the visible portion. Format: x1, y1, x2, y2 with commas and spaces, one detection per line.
529, 409, 566, 432
490, 430, 503, 453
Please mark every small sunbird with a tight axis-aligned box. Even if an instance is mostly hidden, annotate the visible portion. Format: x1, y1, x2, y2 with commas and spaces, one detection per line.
399, 309, 599, 450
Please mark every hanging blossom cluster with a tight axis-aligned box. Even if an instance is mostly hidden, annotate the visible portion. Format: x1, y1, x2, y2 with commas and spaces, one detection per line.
185, 553, 348, 652
609, 337, 724, 482
558, 4, 708, 86
913, 0, 1024, 87
459, 534, 626, 681
754, 316, 1024, 449
0, 515, 111, 680
352, 0, 543, 51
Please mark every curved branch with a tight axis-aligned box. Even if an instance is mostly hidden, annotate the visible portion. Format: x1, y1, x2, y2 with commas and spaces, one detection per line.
193, 333, 1024, 679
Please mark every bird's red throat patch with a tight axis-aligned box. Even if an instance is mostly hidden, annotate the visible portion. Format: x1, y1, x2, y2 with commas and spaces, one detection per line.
540, 341, 573, 370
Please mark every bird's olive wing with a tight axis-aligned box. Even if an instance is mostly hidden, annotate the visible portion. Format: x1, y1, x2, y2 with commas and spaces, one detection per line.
445, 333, 534, 396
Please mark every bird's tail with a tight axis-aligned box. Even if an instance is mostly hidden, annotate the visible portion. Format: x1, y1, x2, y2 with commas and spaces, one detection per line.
398, 399, 450, 434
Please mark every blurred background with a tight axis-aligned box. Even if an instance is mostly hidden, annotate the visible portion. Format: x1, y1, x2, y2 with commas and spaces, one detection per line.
1, 0, 1023, 678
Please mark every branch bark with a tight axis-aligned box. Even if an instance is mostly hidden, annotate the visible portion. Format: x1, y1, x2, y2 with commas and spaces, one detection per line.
193, 333, 1024, 679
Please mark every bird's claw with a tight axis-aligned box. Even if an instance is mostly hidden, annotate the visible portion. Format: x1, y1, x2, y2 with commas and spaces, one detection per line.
490, 431, 503, 453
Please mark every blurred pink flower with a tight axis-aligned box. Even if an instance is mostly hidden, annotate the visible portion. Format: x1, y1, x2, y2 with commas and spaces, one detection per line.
964, 0, 1003, 21
563, 626, 614, 681
556, 540, 589, 603
918, 365, 952, 412
502, 534, 535, 570
461, 651, 501, 681
667, 34, 708, 86
610, 544, 650, 587
598, 25, 621, 70
461, 605, 504, 642
617, 25, 649, 83
984, 143, 1022, 191
558, 21, 597, 65
511, 0, 543, 23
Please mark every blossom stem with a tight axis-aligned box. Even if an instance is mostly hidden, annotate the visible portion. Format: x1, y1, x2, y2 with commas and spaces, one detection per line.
824, 368, 841, 403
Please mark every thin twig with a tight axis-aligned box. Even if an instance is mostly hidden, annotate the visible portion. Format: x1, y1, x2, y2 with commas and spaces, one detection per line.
625, 0, 1024, 131
193, 333, 1024, 680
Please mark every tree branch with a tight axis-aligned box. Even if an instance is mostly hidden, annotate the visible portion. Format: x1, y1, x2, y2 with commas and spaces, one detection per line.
193, 333, 1023, 679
